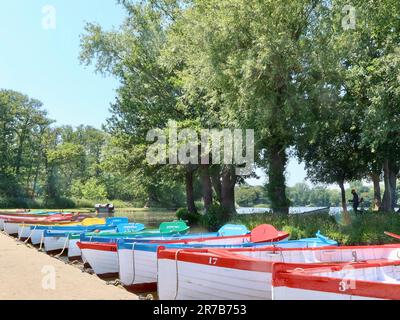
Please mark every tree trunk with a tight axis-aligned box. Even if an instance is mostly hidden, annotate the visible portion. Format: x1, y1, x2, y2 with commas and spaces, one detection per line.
389, 161, 398, 211
370, 173, 382, 211
221, 166, 236, 218
338, 180, 350, 225
201, 165, 213, 212
185, 169, 197, 214
266, 145, 289, 214
211, 170, 222, 203
382, 159, 392, 212
15, 133, 26, 175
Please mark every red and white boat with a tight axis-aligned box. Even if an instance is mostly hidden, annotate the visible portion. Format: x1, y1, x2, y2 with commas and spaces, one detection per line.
0, 212, 56, 231
78, 225, 289, 278
1, 213, 75, 235
272, 260, 400, 300
157, 244, 400, 300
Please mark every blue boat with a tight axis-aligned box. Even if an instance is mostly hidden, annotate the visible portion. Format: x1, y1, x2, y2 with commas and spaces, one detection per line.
40, 217, 145, 254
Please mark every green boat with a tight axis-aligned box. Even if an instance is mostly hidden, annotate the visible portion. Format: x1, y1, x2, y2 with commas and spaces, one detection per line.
70, 220, 190, 240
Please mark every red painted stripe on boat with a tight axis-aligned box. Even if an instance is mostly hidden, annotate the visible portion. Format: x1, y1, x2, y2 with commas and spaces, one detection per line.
272, 260, 400, 300
77, 242, 117, 252
158, 249, 273, 273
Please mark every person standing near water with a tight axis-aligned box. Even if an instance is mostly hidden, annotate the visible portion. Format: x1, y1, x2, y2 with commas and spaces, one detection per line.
349, 189, 360, 214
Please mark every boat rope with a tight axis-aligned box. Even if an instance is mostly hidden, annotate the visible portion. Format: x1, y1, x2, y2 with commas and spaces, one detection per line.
39, 232, 45, 251
173, 249, 184, 301
55, 235, 70, 258
130, 242, 136, 284
17, 223, 25, 241
156, 247, 160, 294
24, 225, 37, 244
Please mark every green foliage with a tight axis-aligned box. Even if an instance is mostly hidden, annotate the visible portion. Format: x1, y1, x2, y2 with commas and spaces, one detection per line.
232, 212, 400, 246
71, 198, 95, 209
76, 178, 108, 201
176, 208, 201, 225
201, 204, 232, 231
44, 197, 76, 209
235, 186, 267, 207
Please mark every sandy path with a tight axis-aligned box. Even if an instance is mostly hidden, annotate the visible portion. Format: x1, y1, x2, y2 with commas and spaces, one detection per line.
0, 233, 138, 300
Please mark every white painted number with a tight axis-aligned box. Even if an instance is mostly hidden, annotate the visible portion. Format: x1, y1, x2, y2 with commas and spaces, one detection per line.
209, 257, 218, 265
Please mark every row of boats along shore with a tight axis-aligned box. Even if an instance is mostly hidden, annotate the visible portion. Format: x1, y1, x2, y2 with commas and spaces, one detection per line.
1, 210, 400, 300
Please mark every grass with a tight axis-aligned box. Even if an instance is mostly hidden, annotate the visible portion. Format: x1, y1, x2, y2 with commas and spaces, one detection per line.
231, 211, 400, 246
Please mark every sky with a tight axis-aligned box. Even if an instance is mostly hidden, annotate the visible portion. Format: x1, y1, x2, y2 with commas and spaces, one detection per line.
0, 0, 310, 187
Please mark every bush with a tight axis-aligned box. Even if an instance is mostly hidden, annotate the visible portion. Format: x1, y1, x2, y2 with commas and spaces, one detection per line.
72, 198, 94, 209
176, 208, 201, 225
44, 197, 76, 209
0, 196, 42, 209
110, 199, 135, 208
201, 204, 232, 231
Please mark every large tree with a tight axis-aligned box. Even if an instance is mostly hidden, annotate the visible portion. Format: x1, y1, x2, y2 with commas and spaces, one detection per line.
164, 0, 325, 214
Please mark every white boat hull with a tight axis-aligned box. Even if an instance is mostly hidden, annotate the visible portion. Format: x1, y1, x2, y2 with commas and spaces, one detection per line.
30, 229, 45, 245
158, 259, 270, 300
4, 222, 19, 235
68, 239, 82, 260
0, 218, 5, 230
44, 236, 69, 252
80, 248, 118, 276
118, 249, 157, 287
17, 225, 32, 239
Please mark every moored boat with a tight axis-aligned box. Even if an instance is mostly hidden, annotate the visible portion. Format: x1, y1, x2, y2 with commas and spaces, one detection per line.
2, 213, 75, 235
117, 231, 336, 292
272, 260, 400, 300
67, 222, 145, 260
79, 220, 191, 241
78, 224, 288, 279
41, 218, 144, 254
0, 212, 69, 231
157, 244, 400, 300
19, 217, 105, 244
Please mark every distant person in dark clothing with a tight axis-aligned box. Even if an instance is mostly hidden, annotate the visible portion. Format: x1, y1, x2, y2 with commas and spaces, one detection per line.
349, 189, 360, 214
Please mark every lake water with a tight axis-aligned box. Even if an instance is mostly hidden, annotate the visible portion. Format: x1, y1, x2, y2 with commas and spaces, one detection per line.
236, 207, 344, 215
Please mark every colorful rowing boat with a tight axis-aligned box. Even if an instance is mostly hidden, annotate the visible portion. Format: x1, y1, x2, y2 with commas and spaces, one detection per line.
18, 217, 103, 244
272, 260, 400, 300
0, 212, 69, 231
77, 220, 191, 241
77, 224, 288, 279
157, 244, 400, 300
117, 231, 336, 292
1, 213, 76, 235
43, 222, 146, 257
